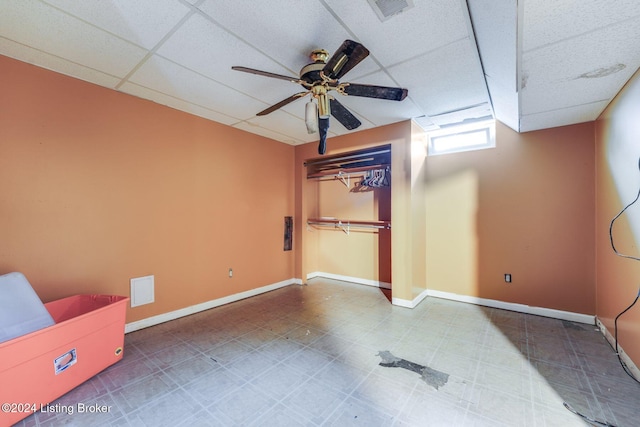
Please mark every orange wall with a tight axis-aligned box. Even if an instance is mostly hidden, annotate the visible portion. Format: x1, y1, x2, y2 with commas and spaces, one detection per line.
596, 68, 640, 364
2, 52, 601, 327
0, 56, 295, 323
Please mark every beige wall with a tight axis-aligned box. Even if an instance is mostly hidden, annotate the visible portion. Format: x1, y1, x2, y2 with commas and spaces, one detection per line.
596, 68, 640, 365
294, 122, 410, 300
295, 119, 595, 313
422, 121, 596, 314
0, 56, 295, 323
296, 119, 596, 314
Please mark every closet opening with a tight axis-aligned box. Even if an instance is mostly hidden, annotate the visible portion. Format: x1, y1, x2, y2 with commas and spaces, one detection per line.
304, 144, 392, 299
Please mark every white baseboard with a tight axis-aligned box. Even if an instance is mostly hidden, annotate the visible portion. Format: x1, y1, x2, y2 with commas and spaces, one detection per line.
392, 289, 429, 309
306, 271, 391, 289
308, 273, 596, 324
125, 278, 299, 333
596, 318, 640, 381
426, 289, 595, 324
307, 272, 426, 309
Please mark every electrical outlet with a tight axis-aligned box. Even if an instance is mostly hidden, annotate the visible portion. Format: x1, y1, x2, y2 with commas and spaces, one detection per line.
228, 268, 233, 278
504, 273, 511, 283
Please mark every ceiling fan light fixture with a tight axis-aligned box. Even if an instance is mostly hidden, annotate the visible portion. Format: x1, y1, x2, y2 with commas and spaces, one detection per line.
305, 101, 318, 134
232, 39, 407, 154
311, 85, 331, 119
317, 93, 331, 119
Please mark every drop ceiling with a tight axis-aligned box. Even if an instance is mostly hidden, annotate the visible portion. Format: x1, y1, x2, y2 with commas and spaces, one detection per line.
1, 0, 639, 144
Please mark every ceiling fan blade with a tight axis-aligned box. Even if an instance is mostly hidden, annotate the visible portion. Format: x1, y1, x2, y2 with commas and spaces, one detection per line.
322, 40, 370, 80
257, 92, 308, 116
343, 83, 408, 101
232, 66, 301, 83
329, 98, 362, 130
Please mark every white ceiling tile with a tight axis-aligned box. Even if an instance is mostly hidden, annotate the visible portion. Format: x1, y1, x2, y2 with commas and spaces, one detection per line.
232, 121, 305, 145
324, 0, 470, 66
0, 37, 121, 88
331, 71, 422, 127
197, 0, 354, 74
523, 0, 640, 52
41, 0, 191, 49
522, 19, 640, 85
1, 0, 635, 141
128, 55, 269, 120
0, 0, 147, 78
390, 39, 490, 118
273, 94, 311, 117
521, 20, 640, 115
520, 73, 633, 117
157, 13, 302, 106
429, 103, 493, 126
467, 0, 517, 87
519, 100, 609, 132
119, 82, 240, 126
241, 111, 349, 145
248, 110, 321, 144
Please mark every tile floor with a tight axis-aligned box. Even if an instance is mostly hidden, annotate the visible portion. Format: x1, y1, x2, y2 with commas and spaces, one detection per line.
16, 278, 640, 426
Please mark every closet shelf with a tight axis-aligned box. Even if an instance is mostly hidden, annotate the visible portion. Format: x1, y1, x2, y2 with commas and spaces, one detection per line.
305, 145, 391, 179
307, 218, 391, 235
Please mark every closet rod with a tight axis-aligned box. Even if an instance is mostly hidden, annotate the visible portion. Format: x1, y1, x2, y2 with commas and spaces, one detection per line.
307, 218, 391, 230
307, 164, 390, 179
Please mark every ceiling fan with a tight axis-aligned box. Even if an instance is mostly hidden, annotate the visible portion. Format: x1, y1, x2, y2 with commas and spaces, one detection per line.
232, 40, 408, 154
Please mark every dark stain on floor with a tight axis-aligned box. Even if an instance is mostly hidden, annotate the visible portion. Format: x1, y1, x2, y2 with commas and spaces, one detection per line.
377, 350, 449, 390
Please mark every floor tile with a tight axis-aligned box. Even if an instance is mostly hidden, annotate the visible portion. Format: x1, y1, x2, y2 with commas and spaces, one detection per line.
145, 341, 200, 370
125, 388, 202, 427
98, 357, 161, 392
182, 367, 246, 408
325, 395, 395, 426
162, 353, 220, 385
313, 358, 368, 394
285, 347, 335, 377
350, 372, 414, 417
110, 371, 176, 415
280, 378, 348, 424
249, 403, 313, 427
16, 278, 640, 426
250, 362, 311, 400
398, 385, 468, 427
209, 384, 276, 425
466, 385, 535, 427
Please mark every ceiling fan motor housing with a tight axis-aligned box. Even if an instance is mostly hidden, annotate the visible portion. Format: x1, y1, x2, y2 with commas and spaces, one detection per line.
299, 62, 326, 86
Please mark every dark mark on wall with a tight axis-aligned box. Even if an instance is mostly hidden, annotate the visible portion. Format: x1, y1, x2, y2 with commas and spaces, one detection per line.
377, 350, 449, 390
